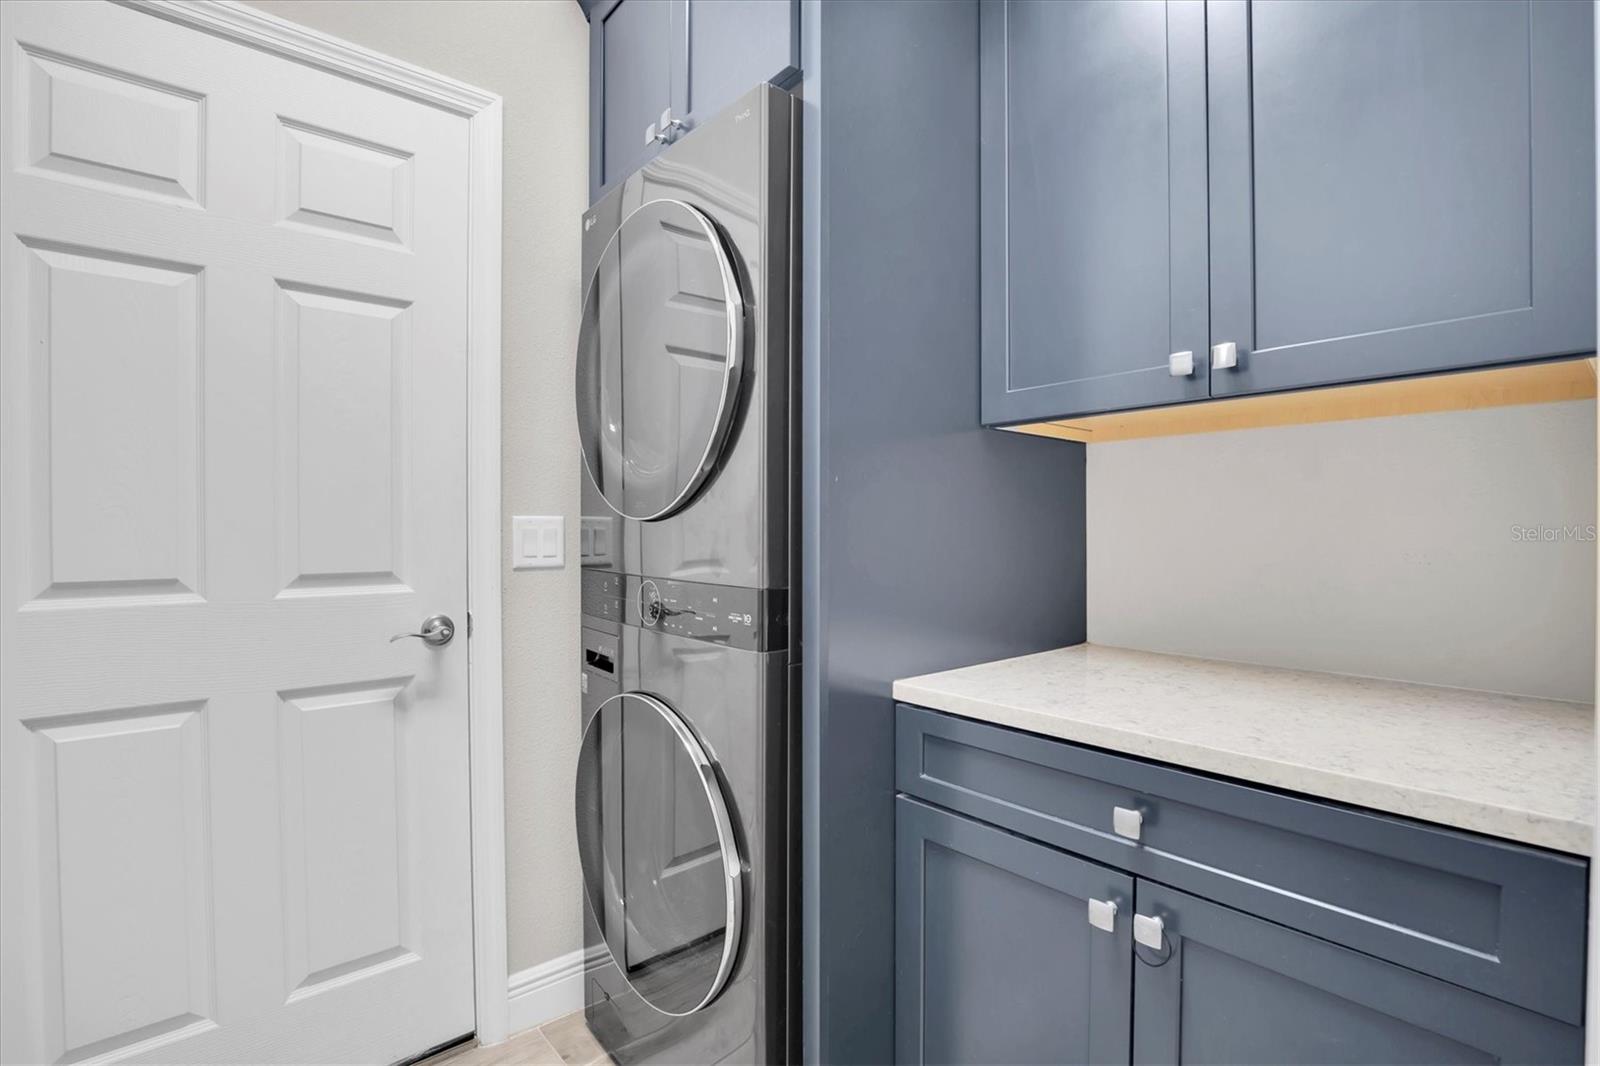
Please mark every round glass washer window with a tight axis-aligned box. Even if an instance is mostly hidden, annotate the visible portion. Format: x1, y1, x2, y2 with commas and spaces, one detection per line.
575, 199, 745, 522
574, 692, 743, 1017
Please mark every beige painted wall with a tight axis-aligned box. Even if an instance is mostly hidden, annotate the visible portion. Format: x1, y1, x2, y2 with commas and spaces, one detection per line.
246, 0, 589, 975
1088, 400, 1597, 702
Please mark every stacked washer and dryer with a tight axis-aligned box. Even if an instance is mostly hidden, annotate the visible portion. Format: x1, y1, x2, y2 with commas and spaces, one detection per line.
573, 84, 798, 1065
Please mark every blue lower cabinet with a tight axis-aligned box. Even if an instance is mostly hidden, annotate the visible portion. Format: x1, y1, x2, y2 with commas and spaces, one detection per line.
893, 707, 1587, 1065
1132, 882, 1583, 1065
896, 797, 1132, 1065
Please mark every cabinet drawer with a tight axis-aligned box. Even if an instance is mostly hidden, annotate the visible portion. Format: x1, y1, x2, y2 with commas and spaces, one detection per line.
896, 704, 1588, 1024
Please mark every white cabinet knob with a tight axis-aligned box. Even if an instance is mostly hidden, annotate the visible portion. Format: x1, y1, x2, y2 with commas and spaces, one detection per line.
1113, 805, 1143, 841
1134, 913, 1165, 950
1168, 350, 1195, 377
1087, 897, 1118, 933
1211, 341, 1239, 369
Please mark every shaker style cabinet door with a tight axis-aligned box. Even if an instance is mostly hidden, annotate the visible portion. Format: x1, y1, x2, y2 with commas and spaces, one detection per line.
1207, 0, 1597, 398
674, 0, 800, 133
1131, 883, 1584, 1065
589, 0, 799, 204
895, 798, 1133, 1065
590, 0, 675, 200
980, 0, 1210, 426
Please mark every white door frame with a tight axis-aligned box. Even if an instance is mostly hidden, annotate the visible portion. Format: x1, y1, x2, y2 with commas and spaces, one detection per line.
115, 0, 511, 1046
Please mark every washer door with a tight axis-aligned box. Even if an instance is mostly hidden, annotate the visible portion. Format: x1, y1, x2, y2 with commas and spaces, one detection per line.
575, 692, 743, 1016
575, 199, 746, 522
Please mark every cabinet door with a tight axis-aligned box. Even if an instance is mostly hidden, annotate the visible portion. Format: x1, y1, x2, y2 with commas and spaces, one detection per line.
896, 797, 1133, 1065
1131, 882, 1583, 1065
980, 0, 1210, 426
590, 0, 674, 202
1207, 0, 1596, 398
673, 0, 799, 132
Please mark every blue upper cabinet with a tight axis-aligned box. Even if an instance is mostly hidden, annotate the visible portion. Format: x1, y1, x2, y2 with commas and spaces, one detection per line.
980, 0, 1211, 426
678, 0, 800, 131
980, 0, 1596, 425
588, 0, 800, 204
590, 0, 673, 201
1207, 0, 1596, 399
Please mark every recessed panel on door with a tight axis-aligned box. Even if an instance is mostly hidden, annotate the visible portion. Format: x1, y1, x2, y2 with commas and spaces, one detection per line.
18, 45, 204, 205
278, 680, 418, 1000
277, 118, 414, 248
599, 0, 673, 192
1132, 882, 1583, 1063
275, 282, 413, 596
22, 702, 215, 1063
19, 240, 204, 605
980, 0, 1210, 425
896, 797, 1133, 1065
1207, 0, 1595, 396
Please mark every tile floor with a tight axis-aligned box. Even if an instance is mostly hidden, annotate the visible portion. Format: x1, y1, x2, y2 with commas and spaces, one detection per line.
423, 1011, 613, 1066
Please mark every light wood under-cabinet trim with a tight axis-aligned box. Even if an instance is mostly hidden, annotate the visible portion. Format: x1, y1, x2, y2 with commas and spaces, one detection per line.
1001, 358, 1597, 444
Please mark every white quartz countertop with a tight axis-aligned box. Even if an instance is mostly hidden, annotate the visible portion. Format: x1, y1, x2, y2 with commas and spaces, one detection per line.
893, 644, 1595, 855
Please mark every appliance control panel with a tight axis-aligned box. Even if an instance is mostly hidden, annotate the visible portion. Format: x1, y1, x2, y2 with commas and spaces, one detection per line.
581, 570, 624, 627
627, 576, 785, 653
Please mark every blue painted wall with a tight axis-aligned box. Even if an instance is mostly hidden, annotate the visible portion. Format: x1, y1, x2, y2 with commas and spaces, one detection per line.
800, 2, 1089, 1059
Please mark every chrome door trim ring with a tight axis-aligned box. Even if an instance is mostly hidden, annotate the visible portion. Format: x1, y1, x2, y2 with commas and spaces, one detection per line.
575, 690, 745, 1017
576, 197, 747, 523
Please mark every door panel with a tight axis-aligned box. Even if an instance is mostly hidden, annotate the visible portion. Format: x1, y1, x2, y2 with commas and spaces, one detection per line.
896, 797, 1133, 1065
275, 282, 413, 592
1132, 883, 1583, 1065
677, 0, 800, 132
0, 4, 474, 1063
19, 240, 204, 602
597, 0, 674, 196
1207, 0, 1596, 396
980, 0, 1209, 425
277, 681, 416, 996
17, 45, 205, 205
27, 703, 214, 1060
277, 118, 413, 247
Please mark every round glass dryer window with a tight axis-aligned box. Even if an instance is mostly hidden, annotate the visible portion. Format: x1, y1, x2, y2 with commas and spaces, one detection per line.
574, 692, 743, 1017
575, 199, 746, 522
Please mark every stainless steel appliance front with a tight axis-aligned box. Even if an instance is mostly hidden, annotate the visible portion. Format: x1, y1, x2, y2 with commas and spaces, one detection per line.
574, 82, 798, 1066
576, 82, 794, 591
575, 199, 745, 523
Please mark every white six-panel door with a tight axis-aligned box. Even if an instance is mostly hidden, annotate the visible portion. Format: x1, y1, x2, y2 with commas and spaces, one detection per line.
0, 3, 477, 1062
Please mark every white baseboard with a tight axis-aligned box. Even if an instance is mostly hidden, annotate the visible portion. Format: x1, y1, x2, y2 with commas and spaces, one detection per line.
506, 947, 607, 1035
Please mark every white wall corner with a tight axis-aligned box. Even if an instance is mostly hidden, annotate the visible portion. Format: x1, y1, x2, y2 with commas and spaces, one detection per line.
506, 947, 608, 1035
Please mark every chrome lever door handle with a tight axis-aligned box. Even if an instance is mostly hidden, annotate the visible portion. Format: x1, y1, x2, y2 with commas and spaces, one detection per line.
391, 614, 455, 647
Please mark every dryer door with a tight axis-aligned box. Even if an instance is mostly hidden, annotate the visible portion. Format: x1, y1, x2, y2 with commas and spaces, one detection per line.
576, 198, 746, 522
575, 692, 743, 1017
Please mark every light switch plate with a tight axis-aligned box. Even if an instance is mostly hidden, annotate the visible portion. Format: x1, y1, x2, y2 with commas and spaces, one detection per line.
511, 515, 564, 570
